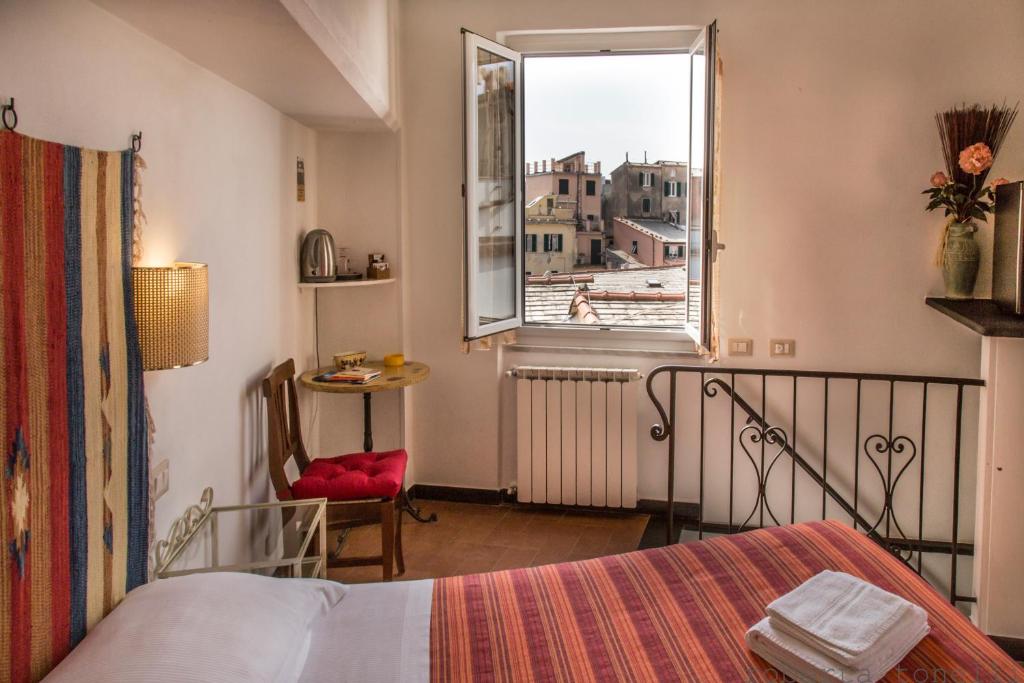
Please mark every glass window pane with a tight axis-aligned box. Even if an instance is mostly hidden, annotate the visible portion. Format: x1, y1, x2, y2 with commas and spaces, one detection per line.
688, 38, 707, 329
473, 47, 518, 329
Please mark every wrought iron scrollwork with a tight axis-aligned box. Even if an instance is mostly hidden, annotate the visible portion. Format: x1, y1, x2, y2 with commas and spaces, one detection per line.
646, 371, 672, 442
863, 434, 918, 560
738, 424, 789, 529
153, 487, 213, 573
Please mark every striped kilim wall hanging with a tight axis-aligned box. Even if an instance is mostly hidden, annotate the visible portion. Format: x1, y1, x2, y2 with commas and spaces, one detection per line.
0, 130, 148, 682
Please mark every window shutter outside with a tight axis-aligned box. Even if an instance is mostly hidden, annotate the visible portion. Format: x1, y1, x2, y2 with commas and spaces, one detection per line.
543, 234, 550, 252
557, 234, 564, 251
664, 181, 670, 195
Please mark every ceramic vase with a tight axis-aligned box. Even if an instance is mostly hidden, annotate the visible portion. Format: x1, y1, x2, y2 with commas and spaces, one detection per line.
941, 222, 980, 299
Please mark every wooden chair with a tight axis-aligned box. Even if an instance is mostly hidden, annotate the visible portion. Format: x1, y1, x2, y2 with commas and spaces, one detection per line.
262, 359, 405, 581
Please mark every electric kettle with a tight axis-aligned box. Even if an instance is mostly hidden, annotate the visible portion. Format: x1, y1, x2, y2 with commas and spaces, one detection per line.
300, 229, 337, 283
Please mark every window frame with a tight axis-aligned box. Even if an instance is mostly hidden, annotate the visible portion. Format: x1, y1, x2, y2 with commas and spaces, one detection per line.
463, 25, 714, 346
684, 22, 718, 349
462, 30, 524, 341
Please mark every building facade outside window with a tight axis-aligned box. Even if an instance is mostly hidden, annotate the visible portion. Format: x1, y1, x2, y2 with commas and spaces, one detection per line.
544, 233, 564, 252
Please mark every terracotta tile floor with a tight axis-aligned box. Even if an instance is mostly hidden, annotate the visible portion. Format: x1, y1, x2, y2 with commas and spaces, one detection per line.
326, 500, 649, 584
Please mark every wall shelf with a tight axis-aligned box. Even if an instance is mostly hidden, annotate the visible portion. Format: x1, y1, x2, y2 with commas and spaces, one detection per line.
299, 278, 396, 290
925, 297, 1024, 337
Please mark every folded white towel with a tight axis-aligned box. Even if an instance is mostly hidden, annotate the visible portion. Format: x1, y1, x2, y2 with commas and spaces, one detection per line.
765, 571, 929, 669
746, 616, 929, 683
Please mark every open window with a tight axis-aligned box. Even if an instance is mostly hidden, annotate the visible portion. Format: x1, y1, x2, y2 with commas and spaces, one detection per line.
684, 22, 719, 348
462, 24, 718, 346
462, 31, 523, 340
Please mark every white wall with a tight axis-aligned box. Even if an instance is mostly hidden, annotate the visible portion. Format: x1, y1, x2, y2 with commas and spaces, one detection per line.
282, 0, 400, 128
313, 131, 405, 460
974, 337, 1024, 637
398, 0, 1024, 490
0, 0, 320, 543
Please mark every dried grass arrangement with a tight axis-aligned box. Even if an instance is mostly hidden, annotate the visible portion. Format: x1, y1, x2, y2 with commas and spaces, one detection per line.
924, 102, 1018, 224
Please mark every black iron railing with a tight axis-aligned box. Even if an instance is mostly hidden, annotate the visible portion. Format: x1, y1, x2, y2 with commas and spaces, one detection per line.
646, 366, 984, 604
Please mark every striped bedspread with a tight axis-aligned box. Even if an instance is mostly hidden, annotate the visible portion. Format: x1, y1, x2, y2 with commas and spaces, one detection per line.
430, 521, 1023, 682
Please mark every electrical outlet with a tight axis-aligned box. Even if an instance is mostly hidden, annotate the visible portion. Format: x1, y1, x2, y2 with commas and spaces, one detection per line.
770, 339, 796, 358
728, 338, 753, 356
151, 459, 170, 501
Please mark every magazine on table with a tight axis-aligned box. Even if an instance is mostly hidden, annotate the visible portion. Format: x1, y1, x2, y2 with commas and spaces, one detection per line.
315, 366, 382, 384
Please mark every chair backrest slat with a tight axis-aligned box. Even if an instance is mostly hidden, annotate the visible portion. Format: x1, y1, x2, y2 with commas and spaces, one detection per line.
261, 359, 311, 501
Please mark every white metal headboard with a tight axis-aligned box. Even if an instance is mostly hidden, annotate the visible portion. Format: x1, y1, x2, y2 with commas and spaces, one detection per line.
152, 487, 214, 577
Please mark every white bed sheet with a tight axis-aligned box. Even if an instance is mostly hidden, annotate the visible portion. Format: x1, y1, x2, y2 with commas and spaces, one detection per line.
299, 578, 434, 683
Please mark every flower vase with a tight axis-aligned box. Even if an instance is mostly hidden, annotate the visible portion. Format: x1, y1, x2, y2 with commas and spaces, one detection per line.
941, 222, 980, 299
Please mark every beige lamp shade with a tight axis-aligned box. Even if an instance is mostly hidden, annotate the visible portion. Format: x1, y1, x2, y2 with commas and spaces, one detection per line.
132, 262, 209, 371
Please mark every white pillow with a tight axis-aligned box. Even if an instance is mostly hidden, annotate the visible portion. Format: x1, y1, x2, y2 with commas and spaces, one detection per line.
45, 572, 347, 683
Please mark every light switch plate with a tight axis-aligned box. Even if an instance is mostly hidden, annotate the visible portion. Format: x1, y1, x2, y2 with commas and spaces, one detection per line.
728, 338, 753, 356
770, 339, 796, 358
151, 458, 170, 501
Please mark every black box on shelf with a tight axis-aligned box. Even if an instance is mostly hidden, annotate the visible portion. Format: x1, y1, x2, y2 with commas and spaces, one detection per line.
993, 181, 1024, 315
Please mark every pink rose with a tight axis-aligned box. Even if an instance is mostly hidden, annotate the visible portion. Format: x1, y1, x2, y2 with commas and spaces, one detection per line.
990, 177, 1010, 189
959, 142, 994, 175
930, 171, 949, 187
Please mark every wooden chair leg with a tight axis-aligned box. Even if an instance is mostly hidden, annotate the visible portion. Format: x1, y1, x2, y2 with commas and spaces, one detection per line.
395, 501, 405, 576
381, 500, 395, 582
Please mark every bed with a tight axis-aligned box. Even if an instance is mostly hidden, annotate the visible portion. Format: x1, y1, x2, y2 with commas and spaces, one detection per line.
46, 520, 1023, 682
297, 520, 1021, 682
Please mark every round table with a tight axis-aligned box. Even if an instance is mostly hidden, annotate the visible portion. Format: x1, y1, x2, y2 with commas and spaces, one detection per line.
299, 360, 435, 522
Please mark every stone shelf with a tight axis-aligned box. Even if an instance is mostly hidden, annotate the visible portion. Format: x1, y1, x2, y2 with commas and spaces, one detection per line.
925, 298, 1024, 337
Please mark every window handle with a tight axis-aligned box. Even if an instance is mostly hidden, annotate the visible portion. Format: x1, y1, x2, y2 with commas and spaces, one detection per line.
711, 230, 726, 263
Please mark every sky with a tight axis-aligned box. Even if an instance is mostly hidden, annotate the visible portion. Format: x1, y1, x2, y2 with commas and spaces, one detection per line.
524, 53, 691, 178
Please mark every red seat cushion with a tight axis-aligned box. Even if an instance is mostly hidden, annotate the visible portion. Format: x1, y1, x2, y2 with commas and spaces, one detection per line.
291, 449, 408, 501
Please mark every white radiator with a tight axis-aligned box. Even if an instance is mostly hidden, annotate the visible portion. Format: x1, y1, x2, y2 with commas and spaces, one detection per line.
510, 366, 640, 508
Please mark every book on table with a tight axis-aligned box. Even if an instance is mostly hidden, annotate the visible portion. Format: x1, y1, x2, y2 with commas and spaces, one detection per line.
315, 367, 382, 384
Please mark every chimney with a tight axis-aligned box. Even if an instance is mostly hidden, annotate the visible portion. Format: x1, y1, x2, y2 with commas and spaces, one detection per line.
595, 161, 601, 174
625, 152, 629, 163
644, 150, 648, 163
